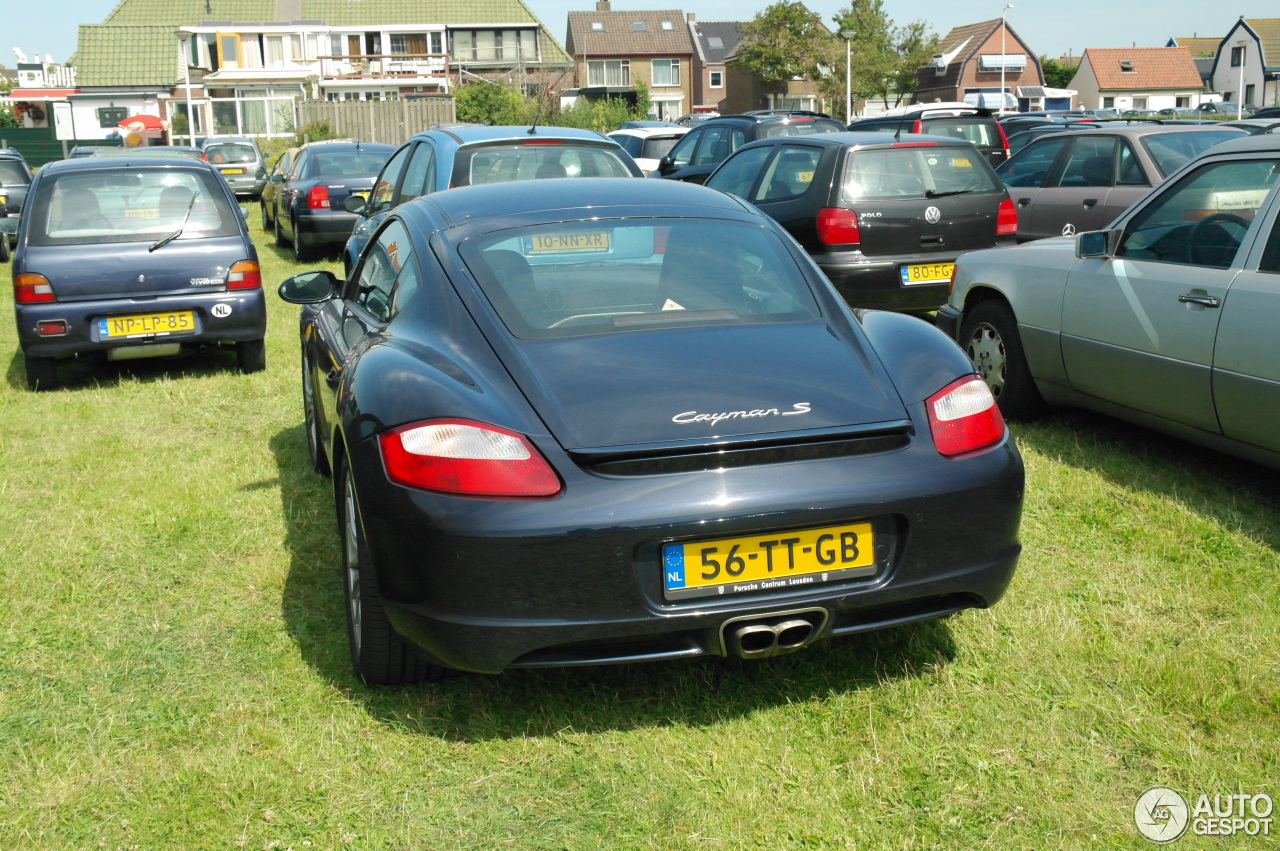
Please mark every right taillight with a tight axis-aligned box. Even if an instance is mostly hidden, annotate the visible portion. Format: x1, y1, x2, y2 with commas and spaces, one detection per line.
15, 273, 55, 304
927, 376, 1005, 457
379, 418, 562, 498
996, 197, 1018, 235
817, 208, 860, 245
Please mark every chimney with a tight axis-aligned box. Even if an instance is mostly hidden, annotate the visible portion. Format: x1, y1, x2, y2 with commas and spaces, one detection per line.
687, 12, 696, 21
596, 0, 611, 10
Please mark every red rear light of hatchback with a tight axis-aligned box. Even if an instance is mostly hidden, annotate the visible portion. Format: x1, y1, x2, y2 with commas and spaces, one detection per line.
996, 197, 1018, 235
927, 376, 1006, 457
817, 208, 861, 245
380, 418, 562, 498
307, 185, 331, 209
226, 260, 262, 290
15, 273, 55, 304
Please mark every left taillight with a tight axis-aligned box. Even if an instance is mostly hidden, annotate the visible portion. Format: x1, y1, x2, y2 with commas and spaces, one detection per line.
379, 418, 562, 498
226, 260, 262, 290
926, 376, 1005, 457
996, 197, 1018, 236
15, 273, 55, 304
307, 185, 331, 209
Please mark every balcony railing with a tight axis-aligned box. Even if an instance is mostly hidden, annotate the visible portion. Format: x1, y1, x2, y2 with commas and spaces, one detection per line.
319, 54, 450, 79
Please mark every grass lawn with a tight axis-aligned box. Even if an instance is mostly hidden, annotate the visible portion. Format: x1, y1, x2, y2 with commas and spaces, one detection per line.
0, 220, 1276, 849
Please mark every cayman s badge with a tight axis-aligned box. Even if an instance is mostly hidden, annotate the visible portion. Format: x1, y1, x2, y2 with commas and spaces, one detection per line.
672, 403, 811, 427
925, 206, 941, 224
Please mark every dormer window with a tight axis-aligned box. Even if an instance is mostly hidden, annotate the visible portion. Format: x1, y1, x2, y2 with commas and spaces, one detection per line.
1120, 60, 1135, 72
591, 21, 604, 32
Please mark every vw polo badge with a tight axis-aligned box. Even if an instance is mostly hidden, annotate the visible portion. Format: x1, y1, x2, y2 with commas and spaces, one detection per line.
925, 206, 941, 224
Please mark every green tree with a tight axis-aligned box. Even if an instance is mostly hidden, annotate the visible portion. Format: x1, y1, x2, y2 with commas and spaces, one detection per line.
0, 78, 21, 129
454, 81, 531, 125
831, 0, 938, 112
1039, 55, 1076, 89
736, 2, 837, 98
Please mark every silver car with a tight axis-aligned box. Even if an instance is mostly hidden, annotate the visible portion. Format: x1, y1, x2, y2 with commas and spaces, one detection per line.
203, 138, 269, 200
937, 133, 1280, 469
995, 125, 1247, 241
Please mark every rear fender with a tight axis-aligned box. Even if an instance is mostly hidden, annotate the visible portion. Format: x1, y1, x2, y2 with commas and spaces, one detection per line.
856, 310, 975, 404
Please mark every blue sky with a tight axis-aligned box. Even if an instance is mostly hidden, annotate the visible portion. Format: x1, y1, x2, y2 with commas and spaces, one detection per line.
3, 0, 1274, 70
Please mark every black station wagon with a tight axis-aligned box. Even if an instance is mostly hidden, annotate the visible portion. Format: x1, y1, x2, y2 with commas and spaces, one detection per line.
705, 132, 1018, 312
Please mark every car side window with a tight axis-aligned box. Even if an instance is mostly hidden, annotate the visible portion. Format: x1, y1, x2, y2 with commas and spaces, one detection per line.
1051, 136, 1117, 188
370, 144, 413, 213
352, 220, 414, 323
705, 144, 773, 198
755, 145, 822, 202
1261, 214, 1280, 273
290, 152, 307, 180
397, 142, 437, 203
692, 127, 732, 166
667, 130, 699, 168
998, 136, 1069, 188
1117, 159, 1280, 269
1114, 139, 1148, 186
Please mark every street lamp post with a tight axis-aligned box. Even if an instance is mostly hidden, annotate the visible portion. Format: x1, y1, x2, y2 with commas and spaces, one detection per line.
1000, 4, 1013, 114
840, 30, 855, 124
1237, 40, 1247, 119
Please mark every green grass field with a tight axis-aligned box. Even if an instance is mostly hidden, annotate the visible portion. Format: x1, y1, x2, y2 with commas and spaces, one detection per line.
1, 222, 1276, 849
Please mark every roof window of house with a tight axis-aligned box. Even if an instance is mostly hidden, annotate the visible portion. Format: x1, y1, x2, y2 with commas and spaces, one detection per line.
633, 21, 645, 31
591, 22, 604, 32
708, 36, 723, 48
661, 20, 673, 30
1120, 60, 1135, 72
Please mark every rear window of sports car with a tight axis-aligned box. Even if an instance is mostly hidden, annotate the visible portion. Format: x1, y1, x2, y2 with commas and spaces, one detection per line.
459, 218, 821, 339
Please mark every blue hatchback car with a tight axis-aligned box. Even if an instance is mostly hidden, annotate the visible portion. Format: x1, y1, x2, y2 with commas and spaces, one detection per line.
340, 125, 642, 272
12, 156, 266, 390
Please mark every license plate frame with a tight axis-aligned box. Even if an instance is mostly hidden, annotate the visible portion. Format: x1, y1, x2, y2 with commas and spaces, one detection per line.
900, 262, 955, 286
662, 520, 877, 601
97, 310, 197, 340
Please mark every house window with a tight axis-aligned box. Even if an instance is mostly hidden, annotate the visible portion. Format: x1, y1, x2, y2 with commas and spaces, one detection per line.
1176, 95, 1191, 107
1102, 97, 1114, 108
390, 34, 427, 56
1231, 46, 1245, 67
1119, 60, 1134, 72
96, 106, 128, 128
591, 22, 604, 32
588, 59, 630, 87
710, 70, 723, 88
633, 21, 645, 31
217, 33, 242, 69
652, 59, 680, 87
1133, 97, 1148, 109
708, 37, 723, 49
661, 20, 673, 30
1245, 84, 1256, 104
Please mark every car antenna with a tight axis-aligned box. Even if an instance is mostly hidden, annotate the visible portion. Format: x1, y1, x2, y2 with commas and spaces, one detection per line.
528, 85, 547, 134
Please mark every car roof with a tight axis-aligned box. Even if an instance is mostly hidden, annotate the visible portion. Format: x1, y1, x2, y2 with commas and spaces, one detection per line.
608, 127, 688, 138
1023, 124, 1249, 140
36, 156, 218, 174
1195, 133, 1280, 155
411, 175, 753, 229
411, 125, 611, 144
301, 140, 395, 151
734, 131, 984, 150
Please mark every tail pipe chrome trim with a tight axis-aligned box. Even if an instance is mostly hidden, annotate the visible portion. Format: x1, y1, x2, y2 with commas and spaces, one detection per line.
720, 608, 829, 660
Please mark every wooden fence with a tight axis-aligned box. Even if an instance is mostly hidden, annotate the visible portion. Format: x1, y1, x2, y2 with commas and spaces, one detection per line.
296, 98, 457, 147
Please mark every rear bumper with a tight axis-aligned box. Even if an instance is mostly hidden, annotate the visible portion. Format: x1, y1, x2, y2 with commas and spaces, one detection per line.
15, 289, 267, 358
347, 410, 1025, 674
935, 303, 962, 340
297, 209, 359, 246
817, 243, 1013, 312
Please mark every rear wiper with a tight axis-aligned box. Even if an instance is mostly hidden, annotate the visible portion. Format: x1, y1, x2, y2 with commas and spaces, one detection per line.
149, 193, 199, 252
925, 188, 975, 198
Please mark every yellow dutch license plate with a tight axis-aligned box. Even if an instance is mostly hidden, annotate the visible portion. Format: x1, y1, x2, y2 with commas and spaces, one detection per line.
900, 262, 955, 285
221, 167, 246, 174
525, 231, 611, 254
97, 310, 196, 339
663, 521, 876, 599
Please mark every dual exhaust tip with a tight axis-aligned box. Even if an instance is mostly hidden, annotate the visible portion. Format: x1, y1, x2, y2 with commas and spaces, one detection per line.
722, 608, 828, 659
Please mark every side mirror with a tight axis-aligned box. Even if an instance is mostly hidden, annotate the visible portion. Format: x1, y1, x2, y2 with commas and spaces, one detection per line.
657, 155, 673, 175
278, 270, 341, 304
343, 194, 369, 215
1076, 229, 1119, 259
239, 206, 249, 220
269, 174, 284, 184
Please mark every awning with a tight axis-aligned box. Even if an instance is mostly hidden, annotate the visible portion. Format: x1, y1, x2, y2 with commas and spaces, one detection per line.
7, 88, 79, 100
119, 113, 169, 132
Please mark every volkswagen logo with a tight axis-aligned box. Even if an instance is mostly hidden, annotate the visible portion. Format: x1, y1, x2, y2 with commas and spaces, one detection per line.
925, 206, 941, 224
1062, 223, 1077, 236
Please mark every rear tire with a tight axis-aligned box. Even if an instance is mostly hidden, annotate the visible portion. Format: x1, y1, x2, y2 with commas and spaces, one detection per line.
274, 208, 288, 247
292, 217, 311, 263
338, 459, 444, 686
959, 299, 1044, 419
0, 235, 10, 263
260, 200, 271, 232
24, 355, 58, 391
237, 339, 266, 374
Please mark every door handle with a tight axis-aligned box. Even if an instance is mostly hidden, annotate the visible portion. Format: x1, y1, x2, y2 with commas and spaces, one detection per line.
1017, 197, 1031, 206
1178, 293, 1221, 308
1083, 198, 1098, 207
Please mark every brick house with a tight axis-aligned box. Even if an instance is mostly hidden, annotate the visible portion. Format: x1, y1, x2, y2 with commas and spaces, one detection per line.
565, 3, 694, 120
914, 18, 1045, 110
